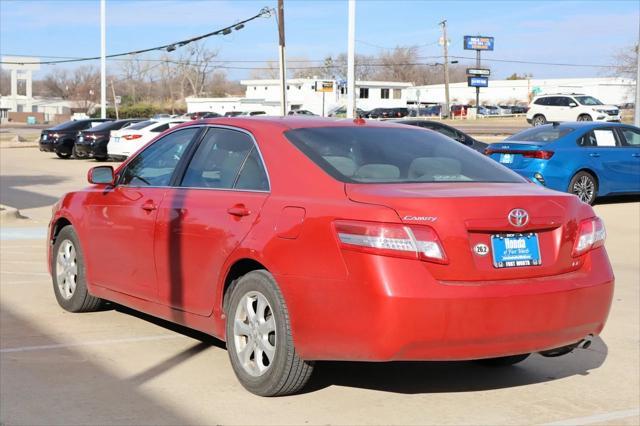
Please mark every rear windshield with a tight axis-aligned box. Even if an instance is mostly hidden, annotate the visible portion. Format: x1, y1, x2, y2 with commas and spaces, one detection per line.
50, 120, 85, 130
88, 121, 125, 132
506, 126, 574, 143
284, 126, 525, 184
127, 120, 157, 130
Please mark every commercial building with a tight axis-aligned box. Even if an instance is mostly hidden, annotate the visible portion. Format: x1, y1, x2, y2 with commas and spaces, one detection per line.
186, 78, 412, 116
406, 77, 635, 107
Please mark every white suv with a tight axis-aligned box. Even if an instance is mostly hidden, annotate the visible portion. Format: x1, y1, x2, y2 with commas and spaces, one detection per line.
526, 94, 621, 126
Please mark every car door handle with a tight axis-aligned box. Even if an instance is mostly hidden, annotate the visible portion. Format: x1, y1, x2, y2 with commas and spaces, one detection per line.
227, 204, 250, 217
141, 200, 157, 212
589, 153, 600, 158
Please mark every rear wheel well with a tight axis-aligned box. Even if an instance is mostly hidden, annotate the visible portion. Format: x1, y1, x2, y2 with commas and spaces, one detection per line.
222, 259, 268, 314
51, 217, 72, 244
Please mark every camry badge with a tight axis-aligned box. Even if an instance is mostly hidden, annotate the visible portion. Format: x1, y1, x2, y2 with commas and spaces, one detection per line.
508, 209, 529, 227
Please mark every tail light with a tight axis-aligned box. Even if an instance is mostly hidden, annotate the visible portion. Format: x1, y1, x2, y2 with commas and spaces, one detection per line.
122, 134, 142, 140
484, 149, 554, 159
572, 217, 606, 257
334, 220, 447, 264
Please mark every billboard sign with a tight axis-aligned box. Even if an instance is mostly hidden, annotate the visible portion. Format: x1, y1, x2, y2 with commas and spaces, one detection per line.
468, 76, 489, 88
466, 68, 490, 76
463, 36, 494, 51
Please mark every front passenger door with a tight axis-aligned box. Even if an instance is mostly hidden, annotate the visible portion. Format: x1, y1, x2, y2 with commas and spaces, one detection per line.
84, 127, 200, 300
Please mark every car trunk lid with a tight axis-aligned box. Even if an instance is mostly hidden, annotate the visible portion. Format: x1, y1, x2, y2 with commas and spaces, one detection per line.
345, 182, 589, 282
485, 141, 553, 169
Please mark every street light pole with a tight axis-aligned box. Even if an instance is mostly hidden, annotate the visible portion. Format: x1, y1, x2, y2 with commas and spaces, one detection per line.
346, 0, 356, 119
440, 20, 450, 118
100, 0, 106, 119
277, 0, 287, 116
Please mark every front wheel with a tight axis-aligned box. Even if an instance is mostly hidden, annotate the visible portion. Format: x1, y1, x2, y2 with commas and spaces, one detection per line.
55, 151, 71, 159
577, 114, 593, 122
225, 270, 314, 396
52, 226, 103, 312
532, 115, 547, 126
569, 171, 597, 205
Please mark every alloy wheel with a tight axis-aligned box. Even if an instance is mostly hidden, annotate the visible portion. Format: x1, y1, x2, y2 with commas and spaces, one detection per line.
56, 239, 78, 300
233, 291, 277, 377
572, 175, 595, 203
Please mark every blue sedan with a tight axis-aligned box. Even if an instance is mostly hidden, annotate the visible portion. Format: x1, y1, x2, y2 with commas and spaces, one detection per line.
486, 122, 640, 204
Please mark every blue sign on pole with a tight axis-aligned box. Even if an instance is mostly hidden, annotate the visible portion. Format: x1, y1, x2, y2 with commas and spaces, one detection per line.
468, 76, 489, 88
464, 36, 494, 51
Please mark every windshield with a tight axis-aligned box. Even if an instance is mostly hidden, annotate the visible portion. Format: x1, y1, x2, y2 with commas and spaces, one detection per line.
127, 120, 157, 130
285, 127, 525, 184
575, 96, 603, 106
506, 126, 574, 143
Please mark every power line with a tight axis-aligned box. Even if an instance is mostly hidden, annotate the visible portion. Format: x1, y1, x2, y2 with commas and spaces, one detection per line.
0, 7, 272, 66
450, 55, 619, 69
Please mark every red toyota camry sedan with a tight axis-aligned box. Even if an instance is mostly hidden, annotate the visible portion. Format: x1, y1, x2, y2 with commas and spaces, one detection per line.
48, 117, 613, 396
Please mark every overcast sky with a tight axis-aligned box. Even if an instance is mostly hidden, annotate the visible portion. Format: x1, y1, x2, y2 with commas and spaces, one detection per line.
1, 0, 638, 81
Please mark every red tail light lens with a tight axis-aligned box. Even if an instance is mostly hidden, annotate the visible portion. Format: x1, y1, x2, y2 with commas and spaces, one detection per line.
522, 151, 554, 159
122, 134, 142, 140
334, 220, 447, 264
572, 217, 606, 257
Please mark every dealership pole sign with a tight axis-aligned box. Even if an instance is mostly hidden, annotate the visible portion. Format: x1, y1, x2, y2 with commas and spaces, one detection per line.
464, 35, 494, 117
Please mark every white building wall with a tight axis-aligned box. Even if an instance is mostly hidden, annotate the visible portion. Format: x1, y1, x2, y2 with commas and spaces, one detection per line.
406, 77, 635, 106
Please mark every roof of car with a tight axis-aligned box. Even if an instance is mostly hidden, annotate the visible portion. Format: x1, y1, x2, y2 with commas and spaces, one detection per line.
541, 121, 629, 130
193, 116, 412, 131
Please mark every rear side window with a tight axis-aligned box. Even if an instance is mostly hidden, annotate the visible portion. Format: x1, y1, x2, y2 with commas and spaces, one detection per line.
534, 98, 548, 106
285, 127, 525, 184
620, 128, 640, 146
578, 129, 618, 147
506, 126, 574, 142
180, 128, 269, 190
128, 120, 157, 130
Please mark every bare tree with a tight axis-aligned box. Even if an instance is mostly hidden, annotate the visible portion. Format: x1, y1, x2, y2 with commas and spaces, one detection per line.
249, 61, 279, 79
611, 44, 638, 78
175, 42, 219, 97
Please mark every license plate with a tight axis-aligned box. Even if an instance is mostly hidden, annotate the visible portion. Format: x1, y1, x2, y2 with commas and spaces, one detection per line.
42, 135, 47, 141
491, 233, 541, 268
113, 137, 120, 143
499, 153, 514, 164
78, 136, 83, 142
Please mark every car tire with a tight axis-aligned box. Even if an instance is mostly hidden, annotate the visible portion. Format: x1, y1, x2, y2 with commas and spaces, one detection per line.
532, 115, 547, 126
94, 156, 107, 162
225, 270, 314, 396
55, 151, 71, 159
568, 171, 598, 205
52, 226, 103, 312
476, 353, 530, 366
577, 114, 593, 122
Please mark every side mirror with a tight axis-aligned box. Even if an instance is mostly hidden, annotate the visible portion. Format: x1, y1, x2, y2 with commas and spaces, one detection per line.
569, 102, 577, 107
88, 166, 115, 185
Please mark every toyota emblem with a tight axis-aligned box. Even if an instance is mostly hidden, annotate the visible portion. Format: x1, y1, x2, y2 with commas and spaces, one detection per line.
508, 209, 529, 227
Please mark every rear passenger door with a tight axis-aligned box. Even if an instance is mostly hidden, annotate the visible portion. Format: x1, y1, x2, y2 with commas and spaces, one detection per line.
154, 126, 270, 315
577, 128, 627, 194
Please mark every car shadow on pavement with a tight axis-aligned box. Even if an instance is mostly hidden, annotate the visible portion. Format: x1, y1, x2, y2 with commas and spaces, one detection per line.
303, 338, 608, 394
0, 304, 201, 425
595, 194, 640, 205
0, 175, 69, 209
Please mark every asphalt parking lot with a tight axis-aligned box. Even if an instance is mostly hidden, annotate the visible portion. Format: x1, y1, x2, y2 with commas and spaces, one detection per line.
1, 145, 639, 425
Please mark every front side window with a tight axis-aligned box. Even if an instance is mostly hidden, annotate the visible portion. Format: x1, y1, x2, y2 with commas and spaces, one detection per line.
285, 127, 525, 184
180, 128, 268, 190
620, 127, 640, 146
575, 96, 603, 106
381, 88, 390, 99
556, 97, 573, 107
120, 128, 199, 186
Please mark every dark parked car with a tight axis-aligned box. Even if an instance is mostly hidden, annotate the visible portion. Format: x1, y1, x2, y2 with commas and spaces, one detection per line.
509, 105, 529, 114
366, 107, 409, 119
74, 119, 144, 161
39, 119, 113, 158
392, 119, 488, 153
190, 111, 221, 120
224, 111, 244, 117
409, 105, 442, 117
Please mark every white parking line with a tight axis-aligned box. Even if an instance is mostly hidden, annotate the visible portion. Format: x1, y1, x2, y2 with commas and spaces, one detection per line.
0, 334, 184, 353
542, 408, 640, 425
0, 227, 48, 241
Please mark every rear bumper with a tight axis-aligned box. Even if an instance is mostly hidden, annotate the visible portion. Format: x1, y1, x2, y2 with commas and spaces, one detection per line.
39, 141, 55, 152
277, 249, 614, 361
